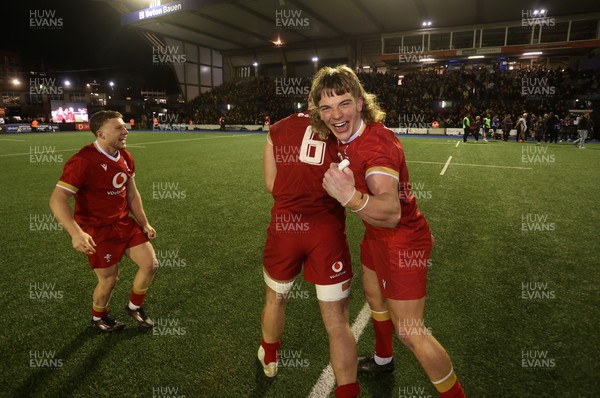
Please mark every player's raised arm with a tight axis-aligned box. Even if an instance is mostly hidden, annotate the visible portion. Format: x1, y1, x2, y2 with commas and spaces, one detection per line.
49, 186, 97, 254
323, 165, 400, 228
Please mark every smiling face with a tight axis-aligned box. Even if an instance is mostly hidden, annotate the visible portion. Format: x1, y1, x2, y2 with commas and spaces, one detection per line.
317, 92, 364, 142
97, 117, 128, 155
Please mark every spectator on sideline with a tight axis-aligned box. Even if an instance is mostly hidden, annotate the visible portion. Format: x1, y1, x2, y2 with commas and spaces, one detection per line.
482, 115, 490, 142
502, 114, 512, 141
514, 113, 527, 143
547, 112, 559, 144
575, 112, 592, 149
462, 113, 472, 143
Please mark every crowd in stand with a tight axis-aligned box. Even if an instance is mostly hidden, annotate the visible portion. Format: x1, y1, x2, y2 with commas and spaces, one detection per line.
183, 66, 599, 138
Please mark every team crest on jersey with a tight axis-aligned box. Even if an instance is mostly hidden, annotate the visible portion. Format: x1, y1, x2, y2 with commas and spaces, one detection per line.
101, 164, 107, 171
104, 254, 112, 263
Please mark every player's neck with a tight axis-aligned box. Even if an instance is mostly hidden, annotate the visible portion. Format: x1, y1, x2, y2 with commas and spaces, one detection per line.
340, 119, 365, 144
94, 140, 119, 158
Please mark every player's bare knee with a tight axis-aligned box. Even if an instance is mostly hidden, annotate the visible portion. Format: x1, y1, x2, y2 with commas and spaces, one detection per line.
396, 328, 420, 350
99, 275, 117, 290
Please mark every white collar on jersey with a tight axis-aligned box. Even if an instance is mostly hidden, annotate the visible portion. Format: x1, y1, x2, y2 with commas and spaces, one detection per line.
340, 119, 365, 144
94, 140, 121, 162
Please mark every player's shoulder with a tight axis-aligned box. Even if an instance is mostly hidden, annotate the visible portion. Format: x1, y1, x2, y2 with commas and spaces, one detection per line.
272, 113, 311, 129
269, 113, 311, 140
67, 143, 96, 163
120, 148, 134, 161
364, 122, 397, 144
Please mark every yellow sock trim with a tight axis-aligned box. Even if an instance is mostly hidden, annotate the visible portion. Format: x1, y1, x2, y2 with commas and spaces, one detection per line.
431, 367, 457, 393
92, 304, 107, 313
132, 287, 148, 295
371, 310, 391, 322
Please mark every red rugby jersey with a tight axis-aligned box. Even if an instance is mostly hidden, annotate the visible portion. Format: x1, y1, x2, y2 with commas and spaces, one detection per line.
268, 113, 344, 221
337, 122, 430, 243
56, 141, 135, 228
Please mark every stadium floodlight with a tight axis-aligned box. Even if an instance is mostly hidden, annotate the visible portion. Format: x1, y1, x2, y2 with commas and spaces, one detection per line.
312, 57, 319, 62
252, 62, 258, 67
523, 51, 543, 56
468, 55, 485, 59
272, 36, 284, 47
64, 80, 71, 86
422, 21, 432, 27
12, 79, 20, 85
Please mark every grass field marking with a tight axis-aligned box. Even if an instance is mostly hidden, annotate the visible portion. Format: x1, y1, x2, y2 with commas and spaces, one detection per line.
440, 156, 453, 175
133, 134, 257, 146
455, 141, 460, 148
407, 160, 533, 171
0, 147, 83, 157
0, 138, 26, 142
307, 302, 371, 398
0, 134, 257, 157
452, 162, 532, 170
407, 161, 446, 165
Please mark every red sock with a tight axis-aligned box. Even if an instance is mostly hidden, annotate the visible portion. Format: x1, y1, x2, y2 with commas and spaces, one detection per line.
439, 380, 466, 398
92, 305, 108, 318
335, 383, 360, 398
433, 367, 466, 398
372, 311, 394, 358
260, 339, 281, 364
129, 288, 147, 307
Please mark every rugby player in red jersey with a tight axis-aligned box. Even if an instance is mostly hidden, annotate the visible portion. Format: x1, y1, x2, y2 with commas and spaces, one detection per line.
311, 66, 467, 398
50, 110, 158, 332
259, 111, 360, 398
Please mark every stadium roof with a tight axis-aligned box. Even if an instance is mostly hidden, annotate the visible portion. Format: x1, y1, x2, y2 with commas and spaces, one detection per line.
110, 0, 599, 54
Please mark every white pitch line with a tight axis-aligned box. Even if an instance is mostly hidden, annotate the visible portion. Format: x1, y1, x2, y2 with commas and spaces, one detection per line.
455, 141, 460, 148
407, 160, 532, 170
440, 156, 453, 175
308, 302, 371, 398
0, 138, 26, 142
0, 134, 255, 157
452, 162, 532, 170
0, 147, 83, 157
134, 134, 255, 146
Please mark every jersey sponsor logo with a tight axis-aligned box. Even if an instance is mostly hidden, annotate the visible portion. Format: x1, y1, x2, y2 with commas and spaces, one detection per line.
112, 172, 128, 189
329, 261, 347, 279
331, 261, 343, 273
107, 172, 128, 195
298, 126, 326, 166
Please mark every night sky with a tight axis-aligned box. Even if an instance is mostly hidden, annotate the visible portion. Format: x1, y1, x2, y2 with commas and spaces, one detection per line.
5, 0, 179, 93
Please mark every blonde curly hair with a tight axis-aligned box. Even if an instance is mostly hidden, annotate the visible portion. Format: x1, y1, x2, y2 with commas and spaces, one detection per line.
308, 65, 385, 139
